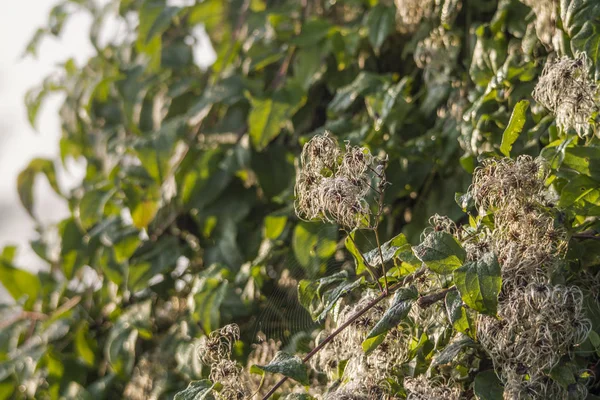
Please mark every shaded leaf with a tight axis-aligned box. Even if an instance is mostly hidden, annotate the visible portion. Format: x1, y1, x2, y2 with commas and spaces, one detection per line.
17, 158, 62, 218
0, 257, 40, 309
413, 232, 466, 274
453, 252, 501, 316
367, 4, 395, 52
431, 335, 474, 367
174, 380, 215, 400
445, 289, 475, 337
253, 351, 309, 385
474, 370, 504, 400
363, 287, 417, 353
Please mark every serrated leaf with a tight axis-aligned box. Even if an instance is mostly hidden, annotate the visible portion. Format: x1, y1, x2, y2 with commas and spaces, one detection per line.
500, 100, 529, 157
453, 252, 501, 316
253, 351, 309, 385
474, 370, 503, 400
367, 4, 395, 52
364, 287, 417, 345
413, 232, 466, 274
174, 380, 215, 400
431, 335, 474, 367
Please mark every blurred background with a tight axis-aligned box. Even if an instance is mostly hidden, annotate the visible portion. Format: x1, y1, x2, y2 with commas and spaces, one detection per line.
0, 0, 92, 272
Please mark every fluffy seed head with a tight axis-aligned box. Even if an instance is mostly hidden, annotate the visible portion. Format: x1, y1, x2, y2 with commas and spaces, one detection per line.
295, 133, 379, 229
533, 53, 598, 137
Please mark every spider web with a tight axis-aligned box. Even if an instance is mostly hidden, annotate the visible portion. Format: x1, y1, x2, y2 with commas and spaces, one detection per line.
250, 226, 378, 348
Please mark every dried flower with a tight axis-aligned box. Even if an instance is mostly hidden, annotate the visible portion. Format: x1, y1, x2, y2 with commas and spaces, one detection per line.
295, 133, 380, 229
532, 53, 598, 137
404, 375, 461, 400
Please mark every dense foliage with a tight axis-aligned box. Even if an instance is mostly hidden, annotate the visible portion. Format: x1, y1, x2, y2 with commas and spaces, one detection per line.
3, 0, 600, 398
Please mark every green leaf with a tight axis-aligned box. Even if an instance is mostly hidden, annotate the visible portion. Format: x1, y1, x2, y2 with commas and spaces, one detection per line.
146, 6, 182, 44
282, 394, 315, 400
253, 351, 309, 385
0, 257, 40, 309
17, 158, 62, 218
292, 222, 337, 277
247, 85, 306, 151
561, 0, 600, 79
361, 333, 387, 354
136, 0, 163, 71
134, 119, 182, 183
345, 232, 369, 275
364, 287, 418, 349
328, 72, 387, 114
174, 380, 215, 400
413, 232, 466, 274
431, 335, 474, 367
192, 275, 228, 333
78, 188, 114, 230
445, 290, 475, 337
549, 362, 577, 389
75, 323, 96, 366
264, 214, 288, 240
453, 252, 501, 316
499, 100, 529, 157
473, 370, 504, 400
367, 4, 395, 52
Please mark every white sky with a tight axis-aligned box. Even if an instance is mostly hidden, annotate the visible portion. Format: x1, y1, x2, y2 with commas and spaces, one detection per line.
0, 0, 95, 270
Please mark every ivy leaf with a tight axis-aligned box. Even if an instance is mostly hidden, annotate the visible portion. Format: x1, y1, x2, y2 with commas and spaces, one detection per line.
363, 287, 418, 353
445, 290, 475, 338
474, 370, 504, 400
366, 4, 395, 52
174, 380, 215, 400
499, 100, 529, 157
413, 232, 466, 274
253, 351, 309, 385
431, 335, 474, 367
453, 252, 501, 316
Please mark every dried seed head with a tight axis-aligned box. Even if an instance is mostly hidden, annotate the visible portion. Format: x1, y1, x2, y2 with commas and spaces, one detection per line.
533, 53, 598, 137
295, 133, 381, 229
197, 324, 240, 366
404, 375, 460, 400
470, 156, 548, 211
478, 284, 590, 378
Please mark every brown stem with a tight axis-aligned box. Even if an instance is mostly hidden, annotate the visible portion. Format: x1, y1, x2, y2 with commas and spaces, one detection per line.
417, 286, 456, 308
261, 276, 415, 399
573, 231, 600, 241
